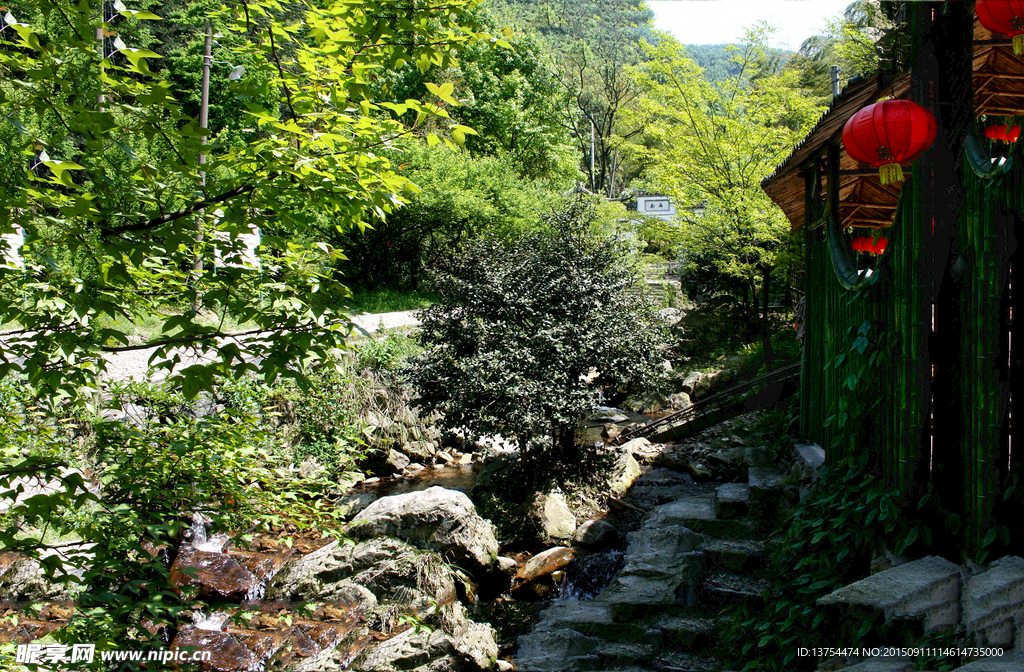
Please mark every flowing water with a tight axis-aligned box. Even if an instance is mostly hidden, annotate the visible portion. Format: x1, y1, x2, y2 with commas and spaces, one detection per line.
557, 550, 625, 601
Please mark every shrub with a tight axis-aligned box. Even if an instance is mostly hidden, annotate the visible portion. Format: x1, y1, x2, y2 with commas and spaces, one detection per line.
405, 198, 663, 467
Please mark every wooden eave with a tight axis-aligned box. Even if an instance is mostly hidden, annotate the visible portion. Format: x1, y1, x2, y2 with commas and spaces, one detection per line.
761, 72, 910, 231
763, 10, 1024, 232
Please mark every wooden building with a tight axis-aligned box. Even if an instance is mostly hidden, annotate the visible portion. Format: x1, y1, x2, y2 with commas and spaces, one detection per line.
761, 1, 1022, 558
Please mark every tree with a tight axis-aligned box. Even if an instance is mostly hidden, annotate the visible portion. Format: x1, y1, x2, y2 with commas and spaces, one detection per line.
625, 29, 824, 363
404, 198, 661, 464
0, 0, 500, 653
0, 0, 497, 403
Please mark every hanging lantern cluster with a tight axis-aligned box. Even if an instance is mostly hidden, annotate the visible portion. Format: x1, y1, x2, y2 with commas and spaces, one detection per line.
985, 123, 1021, 143
852, 235, 887, 256
977, 0, 1024, 56
842, 99, 937, 186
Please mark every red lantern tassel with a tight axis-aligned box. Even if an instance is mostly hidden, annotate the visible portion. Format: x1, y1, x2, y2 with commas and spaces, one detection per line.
1015, 34, 1024, 56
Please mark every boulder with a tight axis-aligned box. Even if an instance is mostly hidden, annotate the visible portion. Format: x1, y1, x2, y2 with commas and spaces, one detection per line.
608, 452, 642, 495
265, 540, 378, 610
679, 372, 703, 396
0, 552, 67, 601
452, 622, 498, 670
692, 375, 712, 399
518, 547, 576, 584
349, 486, 498, 571
668, 392, 691, 410
590, 408, 629, 423
573, 520, 617, 548
335, 492, 377, 521
536, 491, 577, 540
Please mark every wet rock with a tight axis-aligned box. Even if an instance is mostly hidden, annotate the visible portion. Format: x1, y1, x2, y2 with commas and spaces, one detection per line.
172, 626, 257, 672
602, 424, 625, 441
496, 556, 518, 575
169, 546, 258, 600
352, 628, 437, 672
349, 486, 498, 571
536, 491, 577, 540
608, 452, 642, 495
518, 547, 576, 584
573, 520, 617, 548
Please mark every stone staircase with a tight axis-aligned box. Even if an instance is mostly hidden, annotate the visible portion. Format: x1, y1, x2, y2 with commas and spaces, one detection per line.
515, 461, 779, 672
814, 554, 1024, 672
515, 438, 1024, 672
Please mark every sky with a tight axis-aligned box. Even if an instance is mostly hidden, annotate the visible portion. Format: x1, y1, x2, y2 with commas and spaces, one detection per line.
647, 0, 855, 51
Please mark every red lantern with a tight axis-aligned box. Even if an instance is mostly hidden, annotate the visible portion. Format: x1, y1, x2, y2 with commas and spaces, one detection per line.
842, 100, 937, 186
851, 235, 887, 255
977, 1, 1024, 56
984, 123, 1021, 143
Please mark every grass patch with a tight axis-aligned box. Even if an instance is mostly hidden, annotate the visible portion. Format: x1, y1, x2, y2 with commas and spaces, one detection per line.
346, 287, 439, 314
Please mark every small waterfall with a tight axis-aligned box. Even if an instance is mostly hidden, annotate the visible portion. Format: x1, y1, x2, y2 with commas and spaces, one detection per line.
192, 611, 231, 631
558, 550, 624, 601
189, 513, 229, 553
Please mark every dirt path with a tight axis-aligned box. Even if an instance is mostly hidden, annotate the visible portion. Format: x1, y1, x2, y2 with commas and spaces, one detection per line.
99, 310, 422, 382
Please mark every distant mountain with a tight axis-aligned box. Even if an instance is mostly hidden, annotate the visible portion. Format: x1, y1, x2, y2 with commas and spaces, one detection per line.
684, 43, 795, 82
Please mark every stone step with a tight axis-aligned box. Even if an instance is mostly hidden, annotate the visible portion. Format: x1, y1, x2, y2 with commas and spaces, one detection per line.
698, 538, 767, 575
654, 616, 716, 652
747, 465, 789, 520
714, 483, 750, 519
816, 556, 962, 636
592, 641, 657, 668
531, 600, 639, 641
951, 649, 1024, 670
962, 556, 1024, 647
701, 571, 769, 609
645, 495, 758, 539
514, 629, 601, 672
651, 650, 721, 671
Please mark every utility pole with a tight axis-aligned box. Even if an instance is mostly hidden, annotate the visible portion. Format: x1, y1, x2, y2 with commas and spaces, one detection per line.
96, 3, 105, 111
830, 65, 841, 100
590, 119, 596, 192
191, 25, 212, 314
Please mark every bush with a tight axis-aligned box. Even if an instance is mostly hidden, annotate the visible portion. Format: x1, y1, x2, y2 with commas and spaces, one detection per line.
405, 198, 663, 467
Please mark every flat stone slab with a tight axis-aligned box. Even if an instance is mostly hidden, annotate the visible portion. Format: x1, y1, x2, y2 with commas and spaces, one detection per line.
516, 629, 602, 672
646, 496, 716, 526
714, 483, 749, 519
817, 556, 961, 611
794, 443, 825, 469
534, 600, 613, 632
748, 467, 787, 496
698, 538, 766, 573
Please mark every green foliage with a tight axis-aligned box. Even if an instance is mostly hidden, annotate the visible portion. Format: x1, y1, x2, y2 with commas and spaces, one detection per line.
720, 457, 916, 671
0, 0, 499, 404
686, 44, 794, 83
335, 143, 565, 290
626, 29, 824, 309
353, 332, 422, 373
347, 288, 440, 315
406, 197, 662, 463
